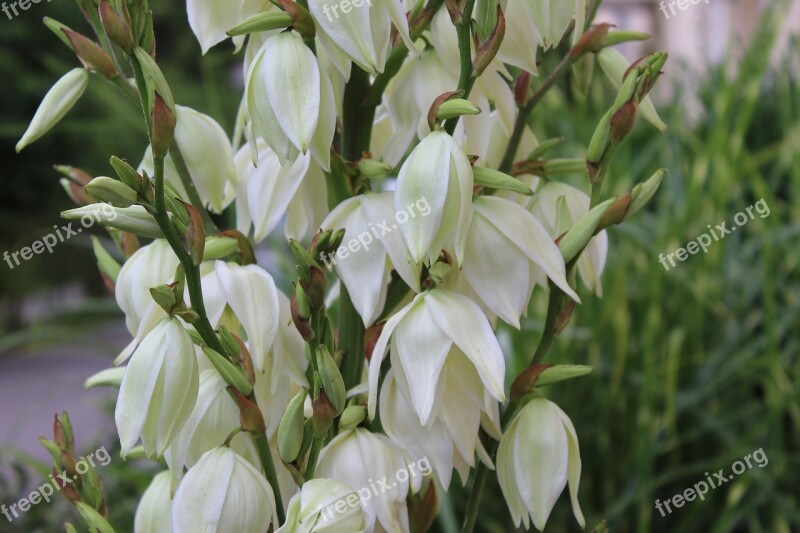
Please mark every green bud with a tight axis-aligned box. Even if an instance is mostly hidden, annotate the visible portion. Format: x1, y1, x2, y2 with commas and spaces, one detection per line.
43, 17, 73, 47
542, 159, 587, 176
612, 66, 639, 109
358, 159, 393, 179
109, 155, 142, 191
84, 176, 137, 207
65, 523, 78, 533
277, 390, 307, 463
62, 204, 163, 238
559, 198, 615, 264
603, 30, 649, 47
201, 346, 253, 396
428, 261, 452, 285
227, 11, 293, 36
586, 109, 612, 164
75, 503, 115, 533
91, 236, 121, 281
535, 364, 594, 387
338, 405, 367, 430
203, 236, 239, 261
133, 46, 174, 114
316, 346, 346, 414
435, 98, 481, 121
472, 166, 533, 195
527, 137, 565, 161
628, 169, 666, 217
149, 285, 178, 313
294, 282, 311, 321
16, 69, 89, 153
99, 0, 134, 53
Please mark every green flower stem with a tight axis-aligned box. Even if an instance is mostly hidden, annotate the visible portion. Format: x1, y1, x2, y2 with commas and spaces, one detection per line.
128, 54, 225, 356
254, 431, 285, 524
169, 142, 219, 233
444, 0, 478, 135
498, 51, 578, 174
304, 434, 325, 480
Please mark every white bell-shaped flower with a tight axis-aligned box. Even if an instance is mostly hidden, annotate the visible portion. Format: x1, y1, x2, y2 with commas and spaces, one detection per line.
461, 196, 579, 328
395, 130, 473, 266
172, 446, 277, 532
321, 191, 422, 326
380, 369, 500, 489
497, 397, 585, 530
165, 369, 260, 488
140, 105, 237, 213
367, 289, 506, 425
315, 429, 411, 533
134, 471, 173, 533
276, 478, 371, 533
308, 0, 416, 77
524, 0, 586, 49
246, 31, 336, 170
526, 180, 608, 296
115, 239, 180, 364
116, 318, 199, 458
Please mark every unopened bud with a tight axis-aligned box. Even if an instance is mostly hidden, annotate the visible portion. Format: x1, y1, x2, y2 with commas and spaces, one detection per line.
472, 166, 533, 195
99, 0, 134, 53
338, 405, 367, 430
316, 346, 346, 414
84, 176, 137, 207
610, 100, 637, 141
586, 109, 612, 165
435, 98, 481, 122
109, 156, 143, 192
312, 390, 337, 437
358, 159, 393, 179
62, 204, 163, 238
229, 387, 266, 434
203, 346, 252, 396
91, 236, 121, 282
558, 197, 615, 264
603, 30, 649, 47
63, 29, 116, 78
202, 236, 238, 261
628, 168, 665, 217
472, 5, 505, 76
150, 94, 176, 158
277, 390, 307, 463
273, 0, 315, 39
569, 23, 613, 58
227, 11, 293, 36
303, 267, 327, 308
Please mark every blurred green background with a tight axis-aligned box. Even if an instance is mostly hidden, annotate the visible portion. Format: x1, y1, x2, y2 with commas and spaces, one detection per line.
0, 1, 798, 532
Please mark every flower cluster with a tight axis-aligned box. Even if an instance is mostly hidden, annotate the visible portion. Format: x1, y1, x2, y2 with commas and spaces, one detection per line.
20, 0, 668, 530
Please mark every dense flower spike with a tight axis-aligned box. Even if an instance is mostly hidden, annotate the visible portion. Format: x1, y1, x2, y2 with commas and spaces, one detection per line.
30, 0, 670, 529
497, 398, 585, 530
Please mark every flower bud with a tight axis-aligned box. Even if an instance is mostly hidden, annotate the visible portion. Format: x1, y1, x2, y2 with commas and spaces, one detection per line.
99, 0, 134, 53
63, 29, 116, 78
316, 345, 346, 414
338, 405, 367, 431
558, 197, 614, 264
16, 68, 89, 153
150, 94, 176, 158
628, 168, 666, 218
201, 346, 253, 396
276, 478, 370, 533
84, 176, 137, 207
435, 98, 482, 122
358, 159, 393, 179
62, 204, 163, 239
277, 389, 307, 463
202, 236, 238, 261
91, 236, 121, 282
226, 11, 293, 36
473, 166, 533, 195
172, 447, 277, 532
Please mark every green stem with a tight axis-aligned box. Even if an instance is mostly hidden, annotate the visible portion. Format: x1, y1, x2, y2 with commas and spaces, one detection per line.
304, 435, 325, 479
339, 288, 365, 390
498, 52, 577, 173
531, 284, 563, 365
444, 0, 477, 135
254, 432, 285, 524
169, 142, 219, 233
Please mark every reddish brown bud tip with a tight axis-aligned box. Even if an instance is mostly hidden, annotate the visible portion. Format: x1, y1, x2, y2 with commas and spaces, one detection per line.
510, 364, 552, 402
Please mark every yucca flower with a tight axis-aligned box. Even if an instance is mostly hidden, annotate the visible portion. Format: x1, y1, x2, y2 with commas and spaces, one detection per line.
172, 446, 277, 532
277, 478, 371, 533
497, 397, 585, 531
246, 31, 336, 170
134, 471, 173, 533
116, 318, 199, 458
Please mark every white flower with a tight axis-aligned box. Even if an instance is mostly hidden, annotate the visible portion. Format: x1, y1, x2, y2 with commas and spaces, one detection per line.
461, 196, 579, 328
316, 429, 410, 533
526, 181, 608, 296
114, 239, 180, 364
367, 289, 506, 424
321, 191, 422, 326
16, 68, 89, 153
116, 318, 199, 458
308, 0, 416, 77
497, 398, 584, 531
380, 369, 500, 489
140, 105, 237, 213
524, 0, 586, 49
234, 141, 319, 243
135, 471, 173, 533
276, 478, 370, 533
395, 130, 474, 265
246, 31, 336, 170
187, 0, 272, 54
165, 369, 260, 488
172, 446, 277, 532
